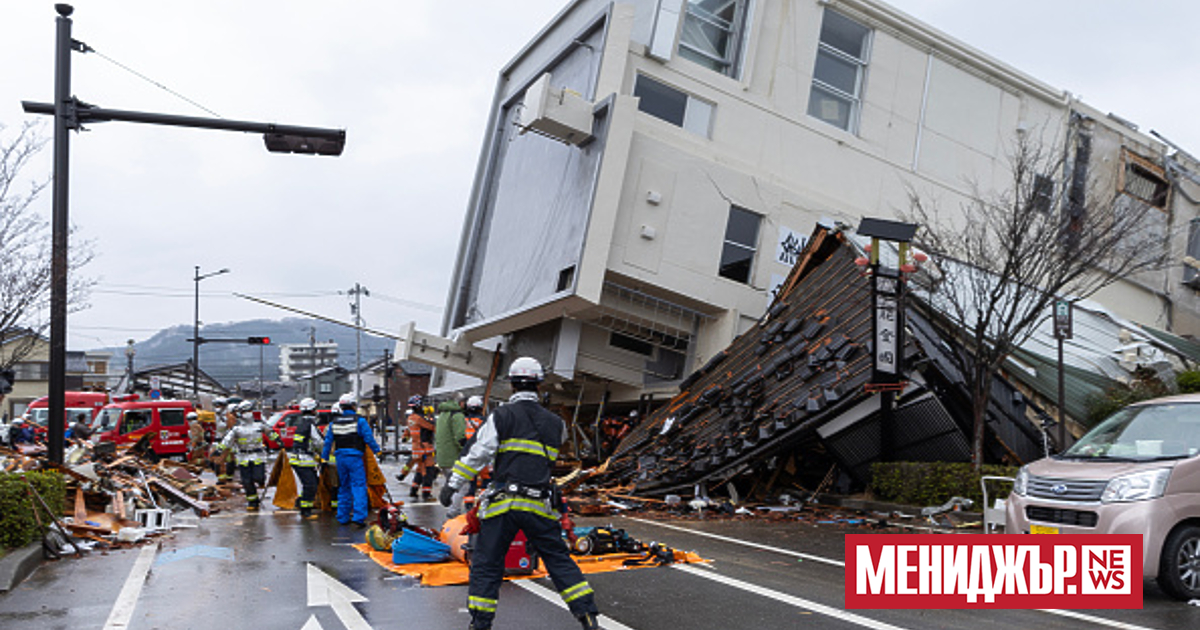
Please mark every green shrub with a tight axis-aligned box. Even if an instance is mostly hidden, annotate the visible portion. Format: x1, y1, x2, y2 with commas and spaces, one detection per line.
0, 471, 66, 550
869, 462, 1020, 508
1177, 370, 1200, 394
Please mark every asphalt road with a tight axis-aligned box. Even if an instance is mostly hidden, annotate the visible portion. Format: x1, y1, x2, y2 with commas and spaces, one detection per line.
2, 467, 1199, 630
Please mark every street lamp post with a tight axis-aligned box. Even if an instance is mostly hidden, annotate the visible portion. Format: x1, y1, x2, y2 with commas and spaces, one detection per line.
193, 266, 230, 399
25, 5, 344, 466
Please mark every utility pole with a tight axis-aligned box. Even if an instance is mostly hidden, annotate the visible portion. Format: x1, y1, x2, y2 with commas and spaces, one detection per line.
307, 325, 317, 401
347, 283, 369, 401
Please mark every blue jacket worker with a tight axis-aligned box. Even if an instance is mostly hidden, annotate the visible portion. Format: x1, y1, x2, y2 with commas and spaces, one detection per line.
322, 392, 381, 526
440, 357, 600, 630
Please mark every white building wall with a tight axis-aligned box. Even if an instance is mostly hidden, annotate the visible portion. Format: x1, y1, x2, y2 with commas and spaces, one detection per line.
442, 0, 1200, 402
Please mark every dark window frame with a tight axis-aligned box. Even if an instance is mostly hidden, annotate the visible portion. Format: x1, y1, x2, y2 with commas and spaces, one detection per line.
718, 206, 761, 284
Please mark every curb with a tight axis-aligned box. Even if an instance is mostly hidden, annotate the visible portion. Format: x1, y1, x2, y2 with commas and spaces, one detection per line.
0, 543, 44, 593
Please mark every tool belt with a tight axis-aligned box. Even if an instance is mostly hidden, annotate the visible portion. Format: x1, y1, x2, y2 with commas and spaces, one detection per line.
497, 482, 550, 500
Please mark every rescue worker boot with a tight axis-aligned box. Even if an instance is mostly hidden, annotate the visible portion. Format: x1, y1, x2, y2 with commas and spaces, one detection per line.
409, 485, 420, 498
577, 613, 601, 630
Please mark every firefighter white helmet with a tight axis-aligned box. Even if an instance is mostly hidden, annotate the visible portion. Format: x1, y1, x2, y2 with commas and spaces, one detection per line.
337, 392, 357, 409
236, 400, 255, 413
508, 357, 544, 386
466, 395, 483, 410
299, 397, 318, 412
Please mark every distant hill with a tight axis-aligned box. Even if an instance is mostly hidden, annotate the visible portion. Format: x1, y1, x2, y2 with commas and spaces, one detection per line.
92, 317, 394, 387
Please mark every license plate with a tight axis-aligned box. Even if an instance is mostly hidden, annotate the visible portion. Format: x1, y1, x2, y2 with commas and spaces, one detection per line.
1030, 525, 1059, 534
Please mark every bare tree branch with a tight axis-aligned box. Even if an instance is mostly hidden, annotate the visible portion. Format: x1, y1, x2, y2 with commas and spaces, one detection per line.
901, 126, 1167, 468
0, 121, 96, 369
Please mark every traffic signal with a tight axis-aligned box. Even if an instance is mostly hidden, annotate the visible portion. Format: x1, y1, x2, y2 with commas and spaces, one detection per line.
263, 132, 345, 156
247, 337, 271, 345
372, 384, 381, 403
0, 368, 14, 394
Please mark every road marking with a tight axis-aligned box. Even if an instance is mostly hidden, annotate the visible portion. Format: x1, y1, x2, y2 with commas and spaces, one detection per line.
1036, 609, 1162, 630
632, 518, 1164, 629
301, 615, 325, 630
625, 516, 845, 567
102, 543, 159, 630
672, 564, 910, 630
514, 580, 636, 630
306, 563, 373, 630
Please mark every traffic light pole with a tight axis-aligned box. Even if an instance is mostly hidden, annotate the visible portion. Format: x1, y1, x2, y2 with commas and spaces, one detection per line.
25, 5, 344, 464
45, 5, 75, 466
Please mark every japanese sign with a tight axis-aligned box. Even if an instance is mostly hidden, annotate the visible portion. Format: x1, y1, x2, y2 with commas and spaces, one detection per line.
776, 226, 807, 267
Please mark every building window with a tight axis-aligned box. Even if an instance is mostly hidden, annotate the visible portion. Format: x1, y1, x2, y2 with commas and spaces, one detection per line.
807, 8, 871, 133
719, 206, 760, 283
610, 332, 655, 357
678, 0, 750, 77
1031, 174, 1055, 213
1122, 150, 1169, 209
318, 383, 332, 394
634, 74, 714, 137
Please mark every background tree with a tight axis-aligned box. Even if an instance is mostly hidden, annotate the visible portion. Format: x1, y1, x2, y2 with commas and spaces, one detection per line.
0, 122, 94, 370
902, 127, 1167, 469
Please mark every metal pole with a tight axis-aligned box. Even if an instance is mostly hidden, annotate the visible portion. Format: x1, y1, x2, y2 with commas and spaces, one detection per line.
1057, 333, 1066, 451
193, 266, 200, 399
47, 4, 75, 466
259, 344, 264, 408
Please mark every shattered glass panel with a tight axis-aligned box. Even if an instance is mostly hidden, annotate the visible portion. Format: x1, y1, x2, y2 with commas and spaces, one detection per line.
679, 0, 747, 76
454, 27, 606, 329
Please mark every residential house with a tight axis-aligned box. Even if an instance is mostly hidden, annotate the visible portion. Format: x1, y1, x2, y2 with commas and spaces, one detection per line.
0, 331, 86, 419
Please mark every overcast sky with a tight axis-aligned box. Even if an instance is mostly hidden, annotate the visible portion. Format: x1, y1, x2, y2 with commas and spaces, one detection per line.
3, 1, 1198, 352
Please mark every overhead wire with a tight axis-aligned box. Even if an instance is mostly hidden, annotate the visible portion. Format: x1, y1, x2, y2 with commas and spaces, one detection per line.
83, 44, 225, 119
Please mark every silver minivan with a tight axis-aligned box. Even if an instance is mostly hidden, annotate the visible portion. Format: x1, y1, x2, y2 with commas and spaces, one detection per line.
1006, 393, 1200, 600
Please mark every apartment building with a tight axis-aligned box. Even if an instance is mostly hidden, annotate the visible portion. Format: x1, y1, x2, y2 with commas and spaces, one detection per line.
439, 0, 1200, 405
278, 342, 339, 383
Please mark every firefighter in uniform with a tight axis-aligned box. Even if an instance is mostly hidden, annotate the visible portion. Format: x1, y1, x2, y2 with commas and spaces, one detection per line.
451, 395, 489, 514
321, 393, 381, 526
440, 357, 601, 630
398, 396, 438, 499
289, 397, 326, 520
219, 400, 279, 511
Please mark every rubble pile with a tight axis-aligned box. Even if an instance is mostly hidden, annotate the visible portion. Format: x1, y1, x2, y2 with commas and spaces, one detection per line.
1, 441, 229, 550
589, 225, 1043, 502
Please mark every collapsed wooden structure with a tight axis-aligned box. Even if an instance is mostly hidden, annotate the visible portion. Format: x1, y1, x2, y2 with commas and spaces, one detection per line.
598, 225, 1044, 497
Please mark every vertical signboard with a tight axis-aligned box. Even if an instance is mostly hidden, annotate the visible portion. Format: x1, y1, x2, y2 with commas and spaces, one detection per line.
873, 271, 903, 381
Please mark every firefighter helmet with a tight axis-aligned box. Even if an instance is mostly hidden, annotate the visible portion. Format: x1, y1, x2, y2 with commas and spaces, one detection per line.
508, 357, 544, 387
299, 397, 318, 412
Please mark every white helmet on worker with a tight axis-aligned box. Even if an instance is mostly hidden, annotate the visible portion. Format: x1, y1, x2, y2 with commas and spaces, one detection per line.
466, 395, 483, 411
508, 357, 544, 390
299, 397, 318, 412
186, 411, 198, 420
337, 392, 358, 410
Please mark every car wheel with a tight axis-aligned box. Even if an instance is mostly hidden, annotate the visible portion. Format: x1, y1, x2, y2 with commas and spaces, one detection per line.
1157, 524, 1200, 600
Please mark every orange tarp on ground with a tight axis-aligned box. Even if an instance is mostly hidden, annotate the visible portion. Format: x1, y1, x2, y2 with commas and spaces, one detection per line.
352, 543, 708, 587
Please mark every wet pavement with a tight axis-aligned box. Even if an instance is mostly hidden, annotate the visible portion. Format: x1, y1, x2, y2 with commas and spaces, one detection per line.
2, 465, 1199, 629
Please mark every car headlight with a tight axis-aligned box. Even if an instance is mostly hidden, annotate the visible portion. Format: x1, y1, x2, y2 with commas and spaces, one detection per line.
1013, 466, 1028, 496
1101, 468, 1171, 503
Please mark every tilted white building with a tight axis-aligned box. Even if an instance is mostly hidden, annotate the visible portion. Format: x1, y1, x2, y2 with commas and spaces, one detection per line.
438, 0, 1200, 406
